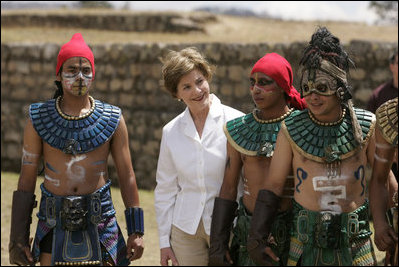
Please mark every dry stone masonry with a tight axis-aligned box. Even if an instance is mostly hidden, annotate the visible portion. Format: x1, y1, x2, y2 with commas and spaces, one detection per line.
1, 41, 397, 189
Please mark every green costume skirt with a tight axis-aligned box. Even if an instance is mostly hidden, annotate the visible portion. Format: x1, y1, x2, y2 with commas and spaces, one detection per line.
230, 197, 292, 266
287, 199, 377, 266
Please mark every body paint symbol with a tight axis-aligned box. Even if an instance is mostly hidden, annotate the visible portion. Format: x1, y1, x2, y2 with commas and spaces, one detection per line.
312, 176, 347, 214
45, 173, 60, 187
92, 160, 106, 166
354, 165, 365, 196
22, 148, 39, 165
46, 162, 59, 173
65, 155, 87, 182
296, 168, 308, 193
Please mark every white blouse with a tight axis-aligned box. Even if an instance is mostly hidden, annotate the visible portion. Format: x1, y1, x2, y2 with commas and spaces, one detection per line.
154, 94, 244, 249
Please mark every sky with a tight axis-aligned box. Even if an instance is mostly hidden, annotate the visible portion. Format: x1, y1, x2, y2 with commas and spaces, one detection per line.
114, 1, 379, 24
2, 1, 379, 25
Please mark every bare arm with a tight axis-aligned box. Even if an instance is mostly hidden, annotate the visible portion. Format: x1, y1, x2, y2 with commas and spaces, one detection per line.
111, 115, 144, 261
369, 127, 397, 250
219, 142, 243, 201
18, 119, 42, 192
111, 115, 140, 208
9, 118, 42, 265
263, 130, 293, 196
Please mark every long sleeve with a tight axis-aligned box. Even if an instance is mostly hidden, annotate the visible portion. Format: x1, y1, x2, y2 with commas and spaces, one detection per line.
154, 130, 179, 249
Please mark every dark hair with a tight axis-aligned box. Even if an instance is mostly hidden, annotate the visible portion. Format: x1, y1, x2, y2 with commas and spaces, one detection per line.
389, 48, 398, 64
53, 66, 63, 99
300, 26, 354, 71
53, 81, 63, 99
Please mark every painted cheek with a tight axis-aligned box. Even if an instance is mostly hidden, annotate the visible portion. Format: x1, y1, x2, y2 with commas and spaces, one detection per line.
254, 85, 276, 93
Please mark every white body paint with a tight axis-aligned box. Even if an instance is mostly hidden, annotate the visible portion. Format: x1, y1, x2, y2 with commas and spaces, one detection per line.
374, 153, 389, 163
22, 148, 39, 165
65, 155, 87, 182
45, 173, 60, 186
312, 176, 348, 214
375, 142, 394, 149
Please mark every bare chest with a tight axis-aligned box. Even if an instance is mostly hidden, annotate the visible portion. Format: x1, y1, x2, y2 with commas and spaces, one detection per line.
42, 142, 111, 195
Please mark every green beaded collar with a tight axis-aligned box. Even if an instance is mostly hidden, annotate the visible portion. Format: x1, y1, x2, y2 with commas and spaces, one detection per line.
282, 108, 375, 163
224, 109, 293, 157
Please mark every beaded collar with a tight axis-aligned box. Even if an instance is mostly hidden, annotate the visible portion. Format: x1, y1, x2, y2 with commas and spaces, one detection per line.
282, 108, 375, 163
224, 108, 294, 157
29, 98, 121, 154
376, 97, 398, 146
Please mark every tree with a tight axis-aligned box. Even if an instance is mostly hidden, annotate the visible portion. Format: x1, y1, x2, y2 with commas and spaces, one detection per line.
369, 1, 398, 24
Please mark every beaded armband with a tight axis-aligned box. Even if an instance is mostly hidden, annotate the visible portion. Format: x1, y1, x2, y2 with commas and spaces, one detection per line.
125, 207, 144, 236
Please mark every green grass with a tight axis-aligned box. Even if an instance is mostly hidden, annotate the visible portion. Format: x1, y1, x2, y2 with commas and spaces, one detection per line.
1, 171, 387, 266
1, 171, 159, 266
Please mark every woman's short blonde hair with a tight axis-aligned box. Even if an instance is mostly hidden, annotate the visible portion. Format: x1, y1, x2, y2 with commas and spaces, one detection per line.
160, 47, 213, 98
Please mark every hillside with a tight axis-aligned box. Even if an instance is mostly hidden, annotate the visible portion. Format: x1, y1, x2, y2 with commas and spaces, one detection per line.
1, 9, 398, 44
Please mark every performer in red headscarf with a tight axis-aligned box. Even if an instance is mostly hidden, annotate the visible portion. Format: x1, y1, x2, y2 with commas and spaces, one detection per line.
209, 53, 306, 266
9, 33, 144, 266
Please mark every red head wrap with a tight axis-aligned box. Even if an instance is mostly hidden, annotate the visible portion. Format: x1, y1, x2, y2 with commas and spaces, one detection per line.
56, 33, 95, 78
251, 53, 307, 110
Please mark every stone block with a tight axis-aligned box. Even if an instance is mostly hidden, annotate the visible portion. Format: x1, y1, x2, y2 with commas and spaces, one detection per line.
349, 68, 366, 80
228, 65, 245, 82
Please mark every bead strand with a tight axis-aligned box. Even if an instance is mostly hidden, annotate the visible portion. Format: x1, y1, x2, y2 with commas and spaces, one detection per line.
253, 108, 294, 123
308, 108, 346, 126
56, 96, 95, 120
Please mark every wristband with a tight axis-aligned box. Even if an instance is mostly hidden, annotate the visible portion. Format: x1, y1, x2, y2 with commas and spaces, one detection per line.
124, 207, 144, 236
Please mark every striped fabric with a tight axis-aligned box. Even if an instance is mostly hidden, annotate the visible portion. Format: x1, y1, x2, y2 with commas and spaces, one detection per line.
98, 216, 129, 266
32, 219, 52, 262
351, 238, 377, 266
286, 236, 304, 266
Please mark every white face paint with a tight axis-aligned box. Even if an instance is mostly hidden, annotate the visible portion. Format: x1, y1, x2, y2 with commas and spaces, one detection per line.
61, 71, 92, 96
65, 155, 87, 182
44, 173, 60, 187
22, 148, 39, 165
312, 176, 348, 214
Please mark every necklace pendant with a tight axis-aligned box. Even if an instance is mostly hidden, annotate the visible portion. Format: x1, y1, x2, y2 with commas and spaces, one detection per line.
258, 142, 273, 157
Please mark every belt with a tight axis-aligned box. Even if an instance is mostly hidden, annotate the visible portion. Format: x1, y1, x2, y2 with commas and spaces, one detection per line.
292, 199, 371, 249
37, 180, 116, 228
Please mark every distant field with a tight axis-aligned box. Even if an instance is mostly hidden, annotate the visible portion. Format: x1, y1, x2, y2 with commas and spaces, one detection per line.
1, 171, 387, 266
1, 9, 398, 44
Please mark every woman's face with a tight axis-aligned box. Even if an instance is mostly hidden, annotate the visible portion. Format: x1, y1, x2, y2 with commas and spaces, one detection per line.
176, 68, 211, 112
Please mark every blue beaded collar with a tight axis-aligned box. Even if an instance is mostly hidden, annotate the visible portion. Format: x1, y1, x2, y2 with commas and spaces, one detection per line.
29, 98, 121, 154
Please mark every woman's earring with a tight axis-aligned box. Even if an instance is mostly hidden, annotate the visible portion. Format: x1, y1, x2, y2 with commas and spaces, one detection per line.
177, 98, 182, 102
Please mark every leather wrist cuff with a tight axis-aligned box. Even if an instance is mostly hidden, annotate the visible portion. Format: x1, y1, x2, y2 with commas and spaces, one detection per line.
248, 189, 281, 244
124, 207, 144, 236
9, 190, 37, 244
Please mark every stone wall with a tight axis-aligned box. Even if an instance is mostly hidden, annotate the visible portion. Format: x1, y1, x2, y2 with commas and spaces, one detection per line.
1, 41, 396, 189
1, 12, 217, 33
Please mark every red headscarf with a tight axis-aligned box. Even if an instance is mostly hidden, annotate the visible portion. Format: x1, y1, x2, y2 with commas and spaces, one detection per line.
56, 33, 95, 78
251, 53, 307, 110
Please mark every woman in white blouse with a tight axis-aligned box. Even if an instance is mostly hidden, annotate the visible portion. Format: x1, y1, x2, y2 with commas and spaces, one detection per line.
154, 47, 244, 266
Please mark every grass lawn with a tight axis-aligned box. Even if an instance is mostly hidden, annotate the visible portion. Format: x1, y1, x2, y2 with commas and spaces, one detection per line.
1, 171, 387, 265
